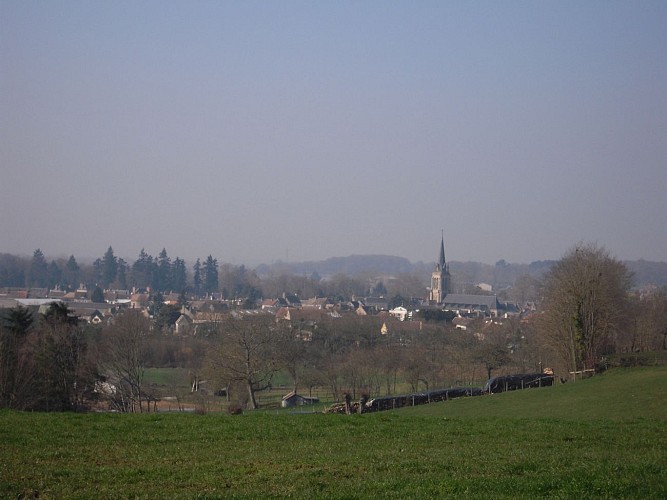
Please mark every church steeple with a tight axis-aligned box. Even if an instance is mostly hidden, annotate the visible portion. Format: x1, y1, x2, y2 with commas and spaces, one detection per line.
438, 232, 446, 271
430, 233, 450, 303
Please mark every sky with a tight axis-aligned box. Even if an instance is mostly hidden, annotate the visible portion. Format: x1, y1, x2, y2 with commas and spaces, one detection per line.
2, 1, 666, 266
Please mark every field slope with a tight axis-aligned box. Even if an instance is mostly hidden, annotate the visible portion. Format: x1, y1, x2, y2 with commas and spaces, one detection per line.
1, 367, 666, 498
401, 365, 667, 419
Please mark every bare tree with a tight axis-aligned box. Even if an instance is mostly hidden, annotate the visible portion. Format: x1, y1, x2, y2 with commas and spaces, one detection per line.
103, 310, 151, 412
206, 314, 281, 409
626, 290, 667, 352
538, 243, 632, 377
473, 327, 512, 380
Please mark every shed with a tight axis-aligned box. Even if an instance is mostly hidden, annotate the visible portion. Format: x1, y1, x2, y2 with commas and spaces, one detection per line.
281, 392, 320, 408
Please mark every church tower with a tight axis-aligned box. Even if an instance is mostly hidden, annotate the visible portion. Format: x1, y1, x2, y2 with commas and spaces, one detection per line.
429, 234, 450, 303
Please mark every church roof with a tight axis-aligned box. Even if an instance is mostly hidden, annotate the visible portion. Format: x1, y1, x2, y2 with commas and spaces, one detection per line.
443, 294, 499, 310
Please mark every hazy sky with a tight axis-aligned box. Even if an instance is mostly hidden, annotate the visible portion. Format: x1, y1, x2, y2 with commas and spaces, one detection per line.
2, 1, 666, 266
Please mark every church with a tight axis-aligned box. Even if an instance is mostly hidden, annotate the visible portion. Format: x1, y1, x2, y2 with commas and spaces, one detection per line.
429, 234, 451, 303
428, 235, 501, 317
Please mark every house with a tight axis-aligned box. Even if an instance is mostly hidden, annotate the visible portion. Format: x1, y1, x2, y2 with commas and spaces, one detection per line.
442, 294, 500, 317
130, 293, 150, 310
301, 297, 329, 309
68, 303, 116, 324
104, 290, 131, 304
281, 392, 320, 408
363, 297, 389, 312
355, 304, 368, 316
452, 316, 473, 330
261, 298, 281, 312
175, 314, 192, 334
80, 309, 106, 325
389, 306, 408, 321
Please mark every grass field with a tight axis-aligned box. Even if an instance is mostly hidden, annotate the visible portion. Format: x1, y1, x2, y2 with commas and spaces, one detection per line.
1, 366, 666, 498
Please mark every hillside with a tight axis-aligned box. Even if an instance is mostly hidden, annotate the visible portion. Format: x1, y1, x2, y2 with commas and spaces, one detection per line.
257, 255, 667, 289
398, 366, 667, 420
1, 367, 665, 498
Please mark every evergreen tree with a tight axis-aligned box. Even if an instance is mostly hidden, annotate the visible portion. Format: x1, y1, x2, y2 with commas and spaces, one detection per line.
101, 246, 118, 288
193, 259, 202, 297
131, 249, 154, 289
48, 260, 63, 289
172, 257, 187, 292
93, 258, 103, 286
0, 306, 34, 409
203, 255, 219, 295
65, 255, 80, 289
117, 258, 128, 289
35, 302, 94, 411
0, 254, 26, 287
28, 249, 48, 288
157, 248, 172, 292
91, 286, 105, 303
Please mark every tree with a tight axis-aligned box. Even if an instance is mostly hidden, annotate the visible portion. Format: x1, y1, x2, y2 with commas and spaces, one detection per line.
157, 248, 172, 292
508, 274, 542, 306
116, 258, 128, 289
539, 243, 633, 377
64, 255, 80, 289
206, 314, 281, 409
48, 260, 63, 289
473, 327, 512, 380
33, 302, 97, 411
625, 290, 667, 352
276, 322, 308, 393
101, 246, 118, 288
103, 310, 151, 412
91, 286, 105, 303
154, 303, 181, 333
202, 255, 219, 295
131, 249, 155, 289
0, 306, 34, 409
172, 257, 187, 292
193, 259, 202, 297
28, 248, 48, 288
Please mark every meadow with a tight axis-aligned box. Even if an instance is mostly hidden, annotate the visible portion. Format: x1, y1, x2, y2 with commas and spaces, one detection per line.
1, 366, 665, 498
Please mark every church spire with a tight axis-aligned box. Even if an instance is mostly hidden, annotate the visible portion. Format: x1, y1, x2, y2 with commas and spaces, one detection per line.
438, 231, 446, 270
430, 233, 451, 303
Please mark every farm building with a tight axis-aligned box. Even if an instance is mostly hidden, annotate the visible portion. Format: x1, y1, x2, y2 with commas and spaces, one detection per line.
281, 392, 320, 408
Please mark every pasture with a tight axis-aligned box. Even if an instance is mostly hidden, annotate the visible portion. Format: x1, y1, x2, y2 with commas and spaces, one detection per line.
1, 366, 666, 498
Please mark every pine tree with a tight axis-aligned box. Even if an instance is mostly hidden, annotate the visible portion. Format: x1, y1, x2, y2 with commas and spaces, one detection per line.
203, 255, 219, 295
28, 249, 49, 288
172, 257, 187, 292
101, 246, 118, 288
193, 259, 202, 297
157, 248, 172, 292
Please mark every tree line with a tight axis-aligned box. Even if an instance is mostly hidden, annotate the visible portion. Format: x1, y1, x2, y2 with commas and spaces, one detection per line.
0, 247, 258, 297
0, 247, 430, 306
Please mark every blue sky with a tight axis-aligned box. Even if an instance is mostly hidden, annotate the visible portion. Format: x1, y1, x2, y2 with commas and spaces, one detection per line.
2, 1, 666, 265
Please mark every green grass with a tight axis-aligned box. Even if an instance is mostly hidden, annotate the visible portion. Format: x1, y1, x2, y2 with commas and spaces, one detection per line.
143, 367, 192, 388
1, 367, 666, 498
400, 365, 667, 420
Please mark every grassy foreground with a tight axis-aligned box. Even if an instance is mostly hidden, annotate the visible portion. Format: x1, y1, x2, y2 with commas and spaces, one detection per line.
1, 367, 666, 499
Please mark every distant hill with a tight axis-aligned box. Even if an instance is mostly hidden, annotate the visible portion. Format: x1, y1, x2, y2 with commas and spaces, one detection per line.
257, 255, 667, 289
256, 254, 418, 277
625, 260, 667, 289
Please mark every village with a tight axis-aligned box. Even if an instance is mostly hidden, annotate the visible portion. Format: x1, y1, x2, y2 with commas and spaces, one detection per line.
0, 237, 526, 336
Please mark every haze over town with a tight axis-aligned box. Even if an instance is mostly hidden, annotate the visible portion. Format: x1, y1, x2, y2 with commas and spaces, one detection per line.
2, 2, 666, 265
